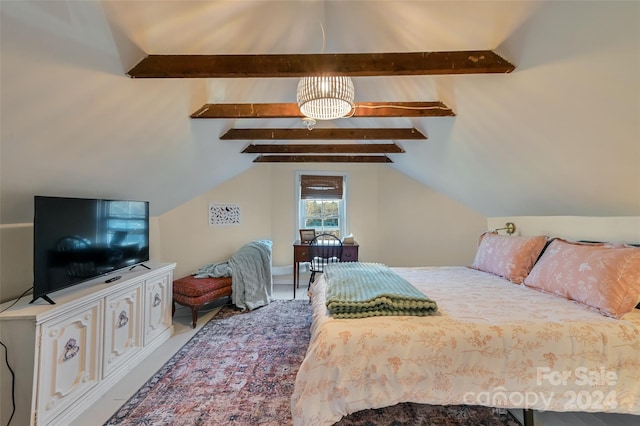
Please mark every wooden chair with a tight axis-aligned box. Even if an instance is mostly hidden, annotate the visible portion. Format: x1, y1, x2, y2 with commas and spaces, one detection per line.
308, 233, 343, 290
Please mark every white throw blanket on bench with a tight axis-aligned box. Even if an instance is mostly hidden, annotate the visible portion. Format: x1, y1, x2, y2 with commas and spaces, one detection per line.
193, 240, 273, 310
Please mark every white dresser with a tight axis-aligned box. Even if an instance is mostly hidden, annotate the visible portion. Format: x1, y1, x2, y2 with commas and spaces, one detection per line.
0, 262, 175, 426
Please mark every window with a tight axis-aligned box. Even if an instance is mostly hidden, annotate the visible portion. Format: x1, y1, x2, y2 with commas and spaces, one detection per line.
298, 173, 346, 238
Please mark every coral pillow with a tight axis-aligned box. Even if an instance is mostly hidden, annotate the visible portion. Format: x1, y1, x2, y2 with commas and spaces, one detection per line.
471, 233, 548, 284
523, 239, 640, 318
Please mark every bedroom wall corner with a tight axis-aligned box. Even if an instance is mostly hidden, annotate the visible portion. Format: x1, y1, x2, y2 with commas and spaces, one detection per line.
157, 166, 274, 280
149, 216, 162, 262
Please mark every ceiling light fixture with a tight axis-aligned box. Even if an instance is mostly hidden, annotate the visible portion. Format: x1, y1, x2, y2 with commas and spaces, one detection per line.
296, 76, 355, 121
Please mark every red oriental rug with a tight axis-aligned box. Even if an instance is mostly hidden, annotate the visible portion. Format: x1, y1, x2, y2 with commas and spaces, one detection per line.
104, 300, 520, 425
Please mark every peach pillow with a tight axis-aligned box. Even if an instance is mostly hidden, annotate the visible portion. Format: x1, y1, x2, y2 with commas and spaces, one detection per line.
471, 232, 548, 284
523, 239, 640, 318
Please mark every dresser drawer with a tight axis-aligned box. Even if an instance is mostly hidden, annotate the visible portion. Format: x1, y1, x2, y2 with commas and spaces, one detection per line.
341, 245, 358, 262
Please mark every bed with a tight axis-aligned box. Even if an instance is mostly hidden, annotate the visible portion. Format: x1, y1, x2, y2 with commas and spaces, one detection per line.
291, 234, 640, 426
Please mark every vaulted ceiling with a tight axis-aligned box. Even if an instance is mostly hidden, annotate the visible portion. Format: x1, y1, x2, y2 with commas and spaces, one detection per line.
1, 0, 639, 224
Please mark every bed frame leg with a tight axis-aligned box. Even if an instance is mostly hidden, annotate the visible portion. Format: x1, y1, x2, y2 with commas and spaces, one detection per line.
523, 409, 534, 426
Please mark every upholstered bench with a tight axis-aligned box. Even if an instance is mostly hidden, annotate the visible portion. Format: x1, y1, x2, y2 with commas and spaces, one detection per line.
172, 275, 232, 328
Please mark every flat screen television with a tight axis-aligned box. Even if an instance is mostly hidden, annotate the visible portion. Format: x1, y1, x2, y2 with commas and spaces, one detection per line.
32, 196, 150, 304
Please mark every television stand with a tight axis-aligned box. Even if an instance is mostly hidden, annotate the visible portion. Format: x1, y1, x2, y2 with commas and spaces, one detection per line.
29, 294, 56, 305
130, 263, 151, 271
0, 262, 175, 426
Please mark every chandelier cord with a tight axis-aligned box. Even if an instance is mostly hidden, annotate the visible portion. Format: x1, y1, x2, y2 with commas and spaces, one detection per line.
356, 105, 448, 110
343, 104, 449, 118
319, 21, 326, 54
297, 20, 354, 123
299, 22, 449, 124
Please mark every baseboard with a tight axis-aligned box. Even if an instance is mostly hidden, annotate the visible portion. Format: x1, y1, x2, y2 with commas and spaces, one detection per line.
273, 275, 293, 285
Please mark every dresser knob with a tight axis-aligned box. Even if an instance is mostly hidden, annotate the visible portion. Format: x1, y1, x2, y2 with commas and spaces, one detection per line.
117, 311, 129, 328
63, 338, 80, 361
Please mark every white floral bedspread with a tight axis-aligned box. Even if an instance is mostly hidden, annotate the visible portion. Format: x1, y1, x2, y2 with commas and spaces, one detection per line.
291, 267, 640, 426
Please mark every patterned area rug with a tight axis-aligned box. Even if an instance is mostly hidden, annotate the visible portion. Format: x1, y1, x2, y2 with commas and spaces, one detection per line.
105, 300, 521, 425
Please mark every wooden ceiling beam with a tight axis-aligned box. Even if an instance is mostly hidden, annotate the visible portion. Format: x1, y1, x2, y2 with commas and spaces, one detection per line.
253, 155, 393, 163
191, 101, 455, 118
221, 128, 425, 140
128, 51, 514, 78
242, 143, 405, 154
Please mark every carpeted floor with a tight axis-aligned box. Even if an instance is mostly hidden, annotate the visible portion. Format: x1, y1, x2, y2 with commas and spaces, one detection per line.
105, 300, 520, 425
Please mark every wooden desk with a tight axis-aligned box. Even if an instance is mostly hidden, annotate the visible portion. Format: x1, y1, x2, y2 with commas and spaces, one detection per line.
293, 240, 359, 298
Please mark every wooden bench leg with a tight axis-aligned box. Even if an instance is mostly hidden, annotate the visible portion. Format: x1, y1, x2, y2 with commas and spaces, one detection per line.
191, 306, 199, 328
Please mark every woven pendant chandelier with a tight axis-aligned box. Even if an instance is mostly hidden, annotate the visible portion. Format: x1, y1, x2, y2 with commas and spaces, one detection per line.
296, 76, 355, 120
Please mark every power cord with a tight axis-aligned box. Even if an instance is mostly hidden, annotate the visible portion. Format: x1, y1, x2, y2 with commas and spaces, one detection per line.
0, 286, 33, 314
0, 340, 15, 426
1, 286, 32, 426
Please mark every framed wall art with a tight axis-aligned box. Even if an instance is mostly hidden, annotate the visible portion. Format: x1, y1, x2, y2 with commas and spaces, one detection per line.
209, 203, 241, 226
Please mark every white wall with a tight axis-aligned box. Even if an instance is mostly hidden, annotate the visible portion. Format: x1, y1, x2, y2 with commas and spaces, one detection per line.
487, 216, 640, 243
376, 167, 486, 266
157, 164, 488, 280
0, 224, 33, 302
4, 175, 638, 303
157, 166, 274, 279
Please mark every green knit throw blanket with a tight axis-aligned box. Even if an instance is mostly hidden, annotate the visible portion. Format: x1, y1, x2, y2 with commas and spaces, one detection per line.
324, 262, 438, 319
